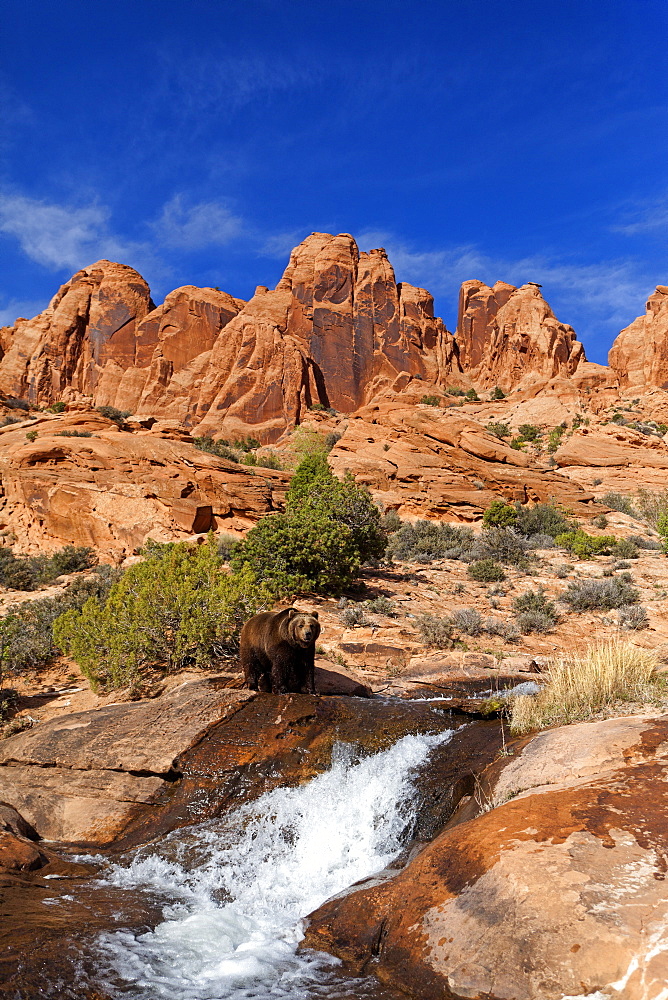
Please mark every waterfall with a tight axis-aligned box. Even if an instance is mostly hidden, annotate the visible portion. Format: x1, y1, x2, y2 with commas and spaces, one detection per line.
90, 729, 452, 999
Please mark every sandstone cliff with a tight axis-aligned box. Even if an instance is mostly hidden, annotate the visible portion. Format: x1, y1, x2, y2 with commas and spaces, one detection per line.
456, 278, 586, 390
609, 285, 668, 388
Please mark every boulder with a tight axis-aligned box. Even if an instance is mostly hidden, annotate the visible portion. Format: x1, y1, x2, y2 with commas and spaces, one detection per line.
304, 713, 668, 1000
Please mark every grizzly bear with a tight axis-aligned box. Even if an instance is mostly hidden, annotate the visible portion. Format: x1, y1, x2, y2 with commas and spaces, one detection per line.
240, 607, 321, 694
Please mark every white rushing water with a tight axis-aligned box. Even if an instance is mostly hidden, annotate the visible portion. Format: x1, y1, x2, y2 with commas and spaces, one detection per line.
92, 730, 452, 1000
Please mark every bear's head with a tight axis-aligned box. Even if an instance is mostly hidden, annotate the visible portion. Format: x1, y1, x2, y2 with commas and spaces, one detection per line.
285, 609, 320, 648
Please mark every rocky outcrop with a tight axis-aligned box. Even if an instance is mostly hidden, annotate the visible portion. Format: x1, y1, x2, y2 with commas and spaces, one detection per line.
609, 285, 668, 388
0, 410, 288, 557
304, 713, 668, 1000
0, 236, 458, 443
456, 279, 586, 391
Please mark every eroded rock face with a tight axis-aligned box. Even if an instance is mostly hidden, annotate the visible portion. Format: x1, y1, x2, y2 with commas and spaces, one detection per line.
304, 713, 668, 1000
609, 285, 668, 388
456, 279, 586, 391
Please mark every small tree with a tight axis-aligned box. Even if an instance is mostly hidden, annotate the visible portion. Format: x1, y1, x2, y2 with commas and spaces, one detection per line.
483, 500, 518, 530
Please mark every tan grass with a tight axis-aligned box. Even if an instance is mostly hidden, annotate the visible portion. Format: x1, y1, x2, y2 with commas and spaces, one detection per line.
510, 640, 663, 734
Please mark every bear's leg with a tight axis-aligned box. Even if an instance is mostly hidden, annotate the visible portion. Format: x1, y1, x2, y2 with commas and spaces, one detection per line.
270, 654, 298, 694
241, 649, 264, 691
305, 649, 316, 695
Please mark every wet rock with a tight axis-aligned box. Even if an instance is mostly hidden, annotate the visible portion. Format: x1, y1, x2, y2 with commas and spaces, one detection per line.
303, 713, 668, 1000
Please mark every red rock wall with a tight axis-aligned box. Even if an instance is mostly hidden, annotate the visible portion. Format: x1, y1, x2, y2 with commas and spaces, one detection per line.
608, 285, 668, 389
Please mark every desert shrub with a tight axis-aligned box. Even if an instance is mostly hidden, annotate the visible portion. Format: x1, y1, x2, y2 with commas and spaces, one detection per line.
96, 406, 131, 425
483, 617, 520, 641
510, 438, 526, 450
592, 514, 608, 529
55, 430, 93, 438
420, 395, 442, 406
561, 576, 640, 611
25, 430, 38, 442
601, 491, 638, 517
417, 614, 454, 648
491, 386, 505, 400
482, 500, 517, 529
611, 412, 627, 425
0, 568, 120, 678
516, 503, 572, 539
324, 432, 342, 452
467, 559, 505, 582
387, 520, 474, 563
233, 436, 260, 453
510, 641, 661, 733
340, 604, 367, 626
254, 452, 282, 470
517, 424, 541, 442
0, 414, 24, 428
6, 398, 29, 411
635, 488, 668, 530
380, 509, 403, 534
628, 534, 661, 550
524, 533, 556, 549
55, 537, 271, 689
451, 607, 483, 635
611, 538, 639, 559
446, 386, 465, 396
46, 401, 66, 413
485, 422, 511, 438
514, 611, 555, 634
366, 595, 395, 615
286, 455, 386, 565
555, 530, 616, 559
512, 587, 558, 621
217, 534, 239, 562
547, 426, 565, 453
471, 528, 528, 566
193, 436, 240, 462
555, 563, 571, 578
618, 605, 649, 631
593, 477, 603, 486
0, 545, 94, 592
465, 388, 479, 401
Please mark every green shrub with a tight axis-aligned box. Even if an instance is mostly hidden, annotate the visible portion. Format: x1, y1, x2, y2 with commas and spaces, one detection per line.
592, 514, 608, 529
561, 576, 640, 611
25, 429, 38, 442
420, 395, 442, 406
55, 537, 270, 689
96, 406, 131, 424
233, 436, 260, 453
628, 534, 661, 550
324, 432, 342, 452
611, 538, 639, 559
55, 430, 93, 438
465, 388, 479, 401
446, 386, 465, 396
485, 422, 511, 438
193, 436, 240, 462
555, 530, 616, 559
491, 386, 505, 400
0, 545, 95, 592
512, 587, 558, 622
547, 426, 565, 452
365, 595, 395, 615
286, 457, 386, 565
387, 520, 474, 563
46, 401, 66, 413
517, 424, 541, 441
471, 528, 528, 566
482, 500, 518, 529
601, 491, 638, 517
510, 437, 526, 450
467, 559, 506, 582
515, 503, 571, 539
515, 611, 556, 634
380, 510, 403, 534
233, 512, 361, 596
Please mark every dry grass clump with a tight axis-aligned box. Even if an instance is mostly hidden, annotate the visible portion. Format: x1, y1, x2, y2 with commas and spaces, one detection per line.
510, 640, 663, 734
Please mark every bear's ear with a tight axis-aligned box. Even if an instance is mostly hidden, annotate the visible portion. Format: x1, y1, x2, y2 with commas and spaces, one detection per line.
286, 607, 297, 618
311, 611, 319, 619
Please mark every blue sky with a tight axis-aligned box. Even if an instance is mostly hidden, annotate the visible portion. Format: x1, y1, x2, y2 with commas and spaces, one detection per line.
1, 0, 666, 363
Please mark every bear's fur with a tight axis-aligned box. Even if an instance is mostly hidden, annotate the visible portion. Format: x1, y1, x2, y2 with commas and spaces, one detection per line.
240, 607, 321, 694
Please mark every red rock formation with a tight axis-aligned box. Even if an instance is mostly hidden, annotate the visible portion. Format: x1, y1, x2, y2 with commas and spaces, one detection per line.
609, 285, 668, 388
456, 279, 585, 390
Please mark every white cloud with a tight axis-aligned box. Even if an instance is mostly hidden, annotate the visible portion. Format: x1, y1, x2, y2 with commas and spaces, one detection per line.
151, 195, 243, 250
0, 190, 151, 273
612, 193, 668, 236
0, 297, 49, 327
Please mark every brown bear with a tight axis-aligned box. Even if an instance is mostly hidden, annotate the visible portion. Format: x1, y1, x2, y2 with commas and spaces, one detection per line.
240, 607, 321, 694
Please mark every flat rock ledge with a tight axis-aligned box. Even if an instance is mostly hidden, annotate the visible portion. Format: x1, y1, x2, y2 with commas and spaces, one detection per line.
303, 712, 668, 1000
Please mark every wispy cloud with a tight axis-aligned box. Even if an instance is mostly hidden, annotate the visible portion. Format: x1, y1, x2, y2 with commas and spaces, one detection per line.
151, 194, 243, 250
0, 190, 151, 273
0, 296, 50, 328
612, 193, 668, 236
